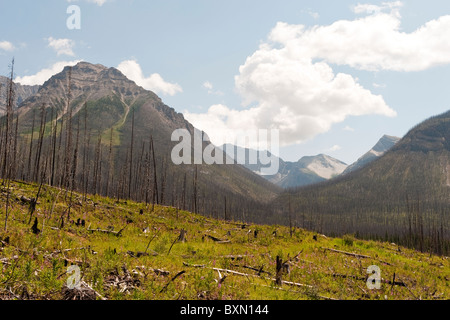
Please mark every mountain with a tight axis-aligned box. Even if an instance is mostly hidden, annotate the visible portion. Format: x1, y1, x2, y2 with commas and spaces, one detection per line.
276, 110, 450, 254
0, 75, 40, 114
221, 144, 347, 188
273, 154, 348, 188
297, 154, 348, 180
11, 62, 280, 221
343, 135, 400, 175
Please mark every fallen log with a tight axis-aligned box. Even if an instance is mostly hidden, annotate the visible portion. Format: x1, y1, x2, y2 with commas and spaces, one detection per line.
88, 226, 126, 237
183, 262, 206, 268
183, 263, 312, 289
46, 247, 90, 257
205, 234, 226, 242
331, 273, 406, 287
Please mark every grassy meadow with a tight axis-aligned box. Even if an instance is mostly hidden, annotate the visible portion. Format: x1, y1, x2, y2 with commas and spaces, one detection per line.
0, 180, 448, 300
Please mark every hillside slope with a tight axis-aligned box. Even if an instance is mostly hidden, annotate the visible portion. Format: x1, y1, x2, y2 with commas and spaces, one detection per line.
343, 135, 400, 175
276, 111, 450, 254
0, 180, 448, 301
10, 62, 280, 221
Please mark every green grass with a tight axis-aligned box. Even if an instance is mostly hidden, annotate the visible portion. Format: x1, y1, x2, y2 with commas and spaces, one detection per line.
0, 180, 448, 300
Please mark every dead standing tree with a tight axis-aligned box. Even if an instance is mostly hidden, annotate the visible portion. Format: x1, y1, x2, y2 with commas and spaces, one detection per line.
27, 109, 36, 181
128, 109, 134, 200
3, 59, 15, 231
2, 58, 15, 182
106, 127, 114, 197
33, 104, 46, 182
62, 67, 73, 191
150, 135, 159, 210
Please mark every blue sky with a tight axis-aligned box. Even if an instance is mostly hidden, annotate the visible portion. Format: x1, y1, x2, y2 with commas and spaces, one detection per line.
1, 0, 450, 164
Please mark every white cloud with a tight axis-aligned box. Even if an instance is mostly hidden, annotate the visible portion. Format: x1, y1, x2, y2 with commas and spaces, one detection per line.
186, 3, 450, 148
117, 60, 182, 96
67, 0, 107, 6
329, 145, 342, 152
203, 81, 213, 90
373, 83, 387, 88
202, 81, 224, 96
185, 104, 261, 147
0, 41, 15, 51
88, 0, 107, 5
47, 37, 75, 56
352, 1, 403, 16
343, 126, 355, 132
15, 60, 81, 86
303, 9, 320, 20
187, 42, 395, 147
278, 3, 450, 72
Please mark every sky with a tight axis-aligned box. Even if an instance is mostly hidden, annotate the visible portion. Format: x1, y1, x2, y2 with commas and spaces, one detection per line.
1, 0, 450, 164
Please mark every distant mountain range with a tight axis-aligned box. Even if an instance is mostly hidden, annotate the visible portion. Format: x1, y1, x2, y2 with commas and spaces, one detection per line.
0, 75, 40, 114
221, 144, 344, 188
223, 134, 400, 189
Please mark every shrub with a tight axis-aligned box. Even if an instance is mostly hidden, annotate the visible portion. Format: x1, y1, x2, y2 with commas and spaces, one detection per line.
342, 234, 356, 246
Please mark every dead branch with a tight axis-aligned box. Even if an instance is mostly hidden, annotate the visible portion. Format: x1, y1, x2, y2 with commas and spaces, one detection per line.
88, 227, 125, 237
331, 273, 406, 287
151, 268, 170, 276
231, 264, 272, 276
395, 275, 420, 300
221, 255, 249, 260
205, 234, 226, 242
182, 262, 206, 268
0, 255, 19, 265
257, 283, 337, 300
46, 247, 90, 257
160, 270, 186, 293
322, 247, 393, 266
322, 247, 372, 259
81, 281, 107, 300
183, 263, 312, 289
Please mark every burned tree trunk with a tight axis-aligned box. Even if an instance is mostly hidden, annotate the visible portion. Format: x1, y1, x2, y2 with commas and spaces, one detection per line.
33, 104, 46, 182
128, 109, 134, 199
106, 127, 114, 197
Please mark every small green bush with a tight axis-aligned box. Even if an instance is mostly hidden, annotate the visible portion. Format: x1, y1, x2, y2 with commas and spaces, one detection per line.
342, 234, 356, 246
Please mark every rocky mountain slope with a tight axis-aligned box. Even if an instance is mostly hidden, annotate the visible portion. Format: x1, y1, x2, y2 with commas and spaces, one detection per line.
0, 75, 39, 114
343, 135, 400, 175
12, 62, 280, 221
222, 144, 347, 188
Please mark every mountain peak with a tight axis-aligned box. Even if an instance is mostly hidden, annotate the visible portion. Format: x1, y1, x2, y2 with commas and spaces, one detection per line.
298, 154, 347, 179
343, 134, 401, 174
373, 135, 401, 153
49, 61, 131, 86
